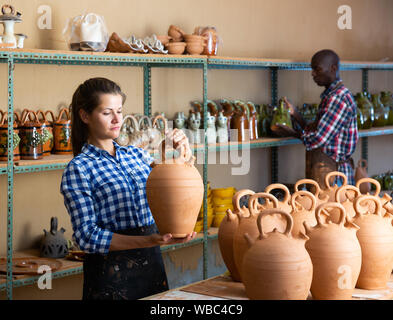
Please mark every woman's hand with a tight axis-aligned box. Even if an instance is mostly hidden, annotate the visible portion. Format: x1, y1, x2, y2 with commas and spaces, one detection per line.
164, 128, 193, 163
149, 232, 198, 246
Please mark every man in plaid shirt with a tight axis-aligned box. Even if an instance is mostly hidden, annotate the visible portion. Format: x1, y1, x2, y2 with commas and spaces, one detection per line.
276, 49, 358, 185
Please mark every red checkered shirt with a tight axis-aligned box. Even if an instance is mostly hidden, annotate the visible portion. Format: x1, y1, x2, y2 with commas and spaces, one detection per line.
301, 80, 358, 185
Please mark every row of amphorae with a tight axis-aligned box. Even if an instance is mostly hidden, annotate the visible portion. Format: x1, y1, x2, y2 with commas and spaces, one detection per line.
218, 171, 393, 300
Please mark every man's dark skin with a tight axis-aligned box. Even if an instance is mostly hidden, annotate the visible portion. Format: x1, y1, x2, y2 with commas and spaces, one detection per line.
275, 50, 341, 137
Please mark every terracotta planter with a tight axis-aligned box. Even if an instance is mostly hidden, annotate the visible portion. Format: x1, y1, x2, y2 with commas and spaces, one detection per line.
320, 171, 348, 202
304, 202, 362, 300
233, 192, 283, 279
53, 108, 72, 155
290, 190, 317, 237
242, 209, 313, 300
0, 111, 20, 161
294, 178, 329, 210
218, 189, 255, 282
264, 183, 292, 213
37, 110, 54, 156
19, 110, 43, 160
352, 195, 393, 290
146, 146, 203, 238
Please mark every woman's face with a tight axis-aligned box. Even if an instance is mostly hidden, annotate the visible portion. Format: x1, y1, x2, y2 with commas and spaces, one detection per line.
81, 93, 123, 142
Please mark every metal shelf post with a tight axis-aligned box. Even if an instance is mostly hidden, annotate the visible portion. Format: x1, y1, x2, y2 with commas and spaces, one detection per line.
270, 67, 279, 183
361, 69, 369, 163
143, 64, 152, 116
202, 61, 208, 280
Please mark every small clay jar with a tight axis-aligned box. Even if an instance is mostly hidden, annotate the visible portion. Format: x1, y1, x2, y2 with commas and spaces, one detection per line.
290, 190, 317, 237
218, 189, 255, 282
264, 183, 292, 213
320, 171, 348, 202
304, 202, 362, 300
0, 111, 21, 161
19, 110, 43, 160
352, 195, 393, 290
294, 178, 329, 210
53, 107, 72, 155
242, 209, 313, 300
233, 192, 283, 279
166, 41, 186, 55
37, 110, 53, 156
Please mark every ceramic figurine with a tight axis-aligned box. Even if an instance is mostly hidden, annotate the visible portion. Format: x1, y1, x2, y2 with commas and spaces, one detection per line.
206, 112, 216, 145
0, 4, 23, 49
216, 111, 228, 143
40, 217, 69, 259
188, 112, 202, 144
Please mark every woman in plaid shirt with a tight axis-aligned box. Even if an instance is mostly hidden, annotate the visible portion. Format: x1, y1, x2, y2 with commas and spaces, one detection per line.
276, 49, 358, 186
60, 77, 196, 300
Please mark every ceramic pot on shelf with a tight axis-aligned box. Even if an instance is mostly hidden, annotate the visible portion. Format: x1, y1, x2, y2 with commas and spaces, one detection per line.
233, 192, 285, 279
304, 202, 362, 300
230, 103, 247, 142
146, 145, 203, 238
290, 190, 317, 238
319, 171, 348, 202
19, 110, 43, 160
218, 189, 255, 282
53, 107, 72, 155
0, 111, 21, 161
352, 195, 393, 290
37, 110, 54, 156
242, 208, 313, 300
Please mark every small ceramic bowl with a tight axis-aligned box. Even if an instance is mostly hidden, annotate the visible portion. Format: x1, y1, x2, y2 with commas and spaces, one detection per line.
166, 41, 186, 54
212, 187, 236, 198
186, 42, 205, 55
184, 34, 206, 43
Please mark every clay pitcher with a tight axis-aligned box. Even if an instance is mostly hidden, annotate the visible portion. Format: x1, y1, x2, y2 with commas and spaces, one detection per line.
352, 195, 393, 290
53, 107, 72, 155
146, 145, 203, 238
218, 189, 255, 282
320, 171, 348, 202
290, 190, 317, 237
231, 104, 246, 142
19, 110, 43, 160
242, 209, 313, 300
304, 202, 362, 300
264, 183, 292, 213
37, 110, 54, 156
333, 185, 361, 222
294, 178, 329, 210
233, 192, 282, 279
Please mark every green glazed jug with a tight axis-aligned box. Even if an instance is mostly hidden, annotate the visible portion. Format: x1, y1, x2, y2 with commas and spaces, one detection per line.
371, 93, 389, 127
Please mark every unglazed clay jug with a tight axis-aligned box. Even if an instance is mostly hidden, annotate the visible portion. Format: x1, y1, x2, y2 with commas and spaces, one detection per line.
290, 190, 317, 237
356, 177, 392, 216
320, 171, 348, 202
352, 195, 393, 290
146, 145, 203, 238
233, 192, 282, 279
264, 183, 292, 213
242, 209, 313, 300
334, 185, 361, 222
218, 189, 255, 282
294, 178, 329, 210
304, 202, 362, 300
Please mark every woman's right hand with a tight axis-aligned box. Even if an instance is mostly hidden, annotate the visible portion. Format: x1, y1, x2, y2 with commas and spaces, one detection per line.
150, 232, 197, 246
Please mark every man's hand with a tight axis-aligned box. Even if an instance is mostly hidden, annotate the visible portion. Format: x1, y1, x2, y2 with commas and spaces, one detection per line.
273, 124, 302, 138
283, 97, 307, 130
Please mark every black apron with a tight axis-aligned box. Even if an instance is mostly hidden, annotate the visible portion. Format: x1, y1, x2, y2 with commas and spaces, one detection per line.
82, 224, 168, 300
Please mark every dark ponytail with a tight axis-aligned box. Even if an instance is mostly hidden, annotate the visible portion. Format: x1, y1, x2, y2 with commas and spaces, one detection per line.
70, 77, 126, 156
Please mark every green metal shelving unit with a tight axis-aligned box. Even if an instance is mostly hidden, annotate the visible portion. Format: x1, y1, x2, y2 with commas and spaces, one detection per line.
1, 50, 393, 299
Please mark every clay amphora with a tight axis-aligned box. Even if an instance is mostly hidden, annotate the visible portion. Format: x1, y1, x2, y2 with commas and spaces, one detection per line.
53, 107, 72, 155
304, 202, 362, 300
320, 171, 348, 202
0, 111, 21, 161
242, 209, 313, 300
146, 146, 203, 238
264, 183, 292, 213
290, 190, 317, 237
233, 192, 282, 279
218, 189, 255, 282
294, 178, 329, 210
352, 195, 393, 290
37, 110, 53, 156
334, 185, 361, 222
19, 110, 43, 160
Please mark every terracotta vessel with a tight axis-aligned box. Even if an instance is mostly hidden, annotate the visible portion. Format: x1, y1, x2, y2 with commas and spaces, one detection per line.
186, 42, 204, 55
290, 190, 317, 237
356, 177, 392, 216
264, 183, 292, 213
166, 41, 186, 54
333, 185, 361, 222
218, 189, 255, 282
146, 146, 203, 238
168, 25, 185, 42
304, 202, 362, 300
320, 171, 348, 202
0, 111, 20, 161
183, 34, 206, 43
156, 35, 172, 46
294, 178, 329, 210
352, 195, 393, 290
233, 192, 283, 278
242, 209, 313, 300
19, 110, 43, 160
246, 102, 258, 140
37, 110, 53, 156
53, 107, 72, 155
230, 104, 246, 142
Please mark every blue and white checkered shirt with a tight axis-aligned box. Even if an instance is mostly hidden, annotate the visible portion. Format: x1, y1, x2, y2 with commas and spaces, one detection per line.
60, 142, 155, 255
